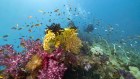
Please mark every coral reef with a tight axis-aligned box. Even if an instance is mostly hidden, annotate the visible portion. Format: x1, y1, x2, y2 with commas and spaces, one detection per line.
0, 23, 139, 79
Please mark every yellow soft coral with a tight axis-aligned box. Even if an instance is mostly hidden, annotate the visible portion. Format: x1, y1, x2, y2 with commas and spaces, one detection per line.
57, 28, 82, 54
43, 27, 82, 54
26, 54, 42, 71
43, 30, 56, 51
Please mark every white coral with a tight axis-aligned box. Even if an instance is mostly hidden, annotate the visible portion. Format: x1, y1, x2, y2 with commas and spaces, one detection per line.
129, 66, 140, 79
90, 46, 103, 55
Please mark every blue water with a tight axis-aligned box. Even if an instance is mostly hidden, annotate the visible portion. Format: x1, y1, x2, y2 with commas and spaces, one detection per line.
0, 0, 140, 43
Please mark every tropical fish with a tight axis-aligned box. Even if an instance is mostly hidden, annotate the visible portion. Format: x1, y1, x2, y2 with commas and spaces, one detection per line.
31, 25, 34, 28
67, 18, 71, 20
36, 38, 40, 41
26, 25, 30, 27
11, 26, 17, 30
54, 9, 59, 12
0, 35, 9, 38
28, 29, 32, 32
49, 19, 51, 22
18, 27, 22, 30
29, 36, 34, 39
35, 24, 41, 26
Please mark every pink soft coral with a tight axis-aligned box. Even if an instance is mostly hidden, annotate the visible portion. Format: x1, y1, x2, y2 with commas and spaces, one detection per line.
0, 39, 67, 79
0, 45, 26, 77
38, 47, 67, 79
0, 39, 45, 78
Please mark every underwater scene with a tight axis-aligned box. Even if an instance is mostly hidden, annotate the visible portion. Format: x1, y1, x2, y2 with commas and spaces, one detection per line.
0, 0, 140, 79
